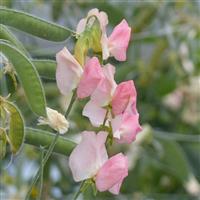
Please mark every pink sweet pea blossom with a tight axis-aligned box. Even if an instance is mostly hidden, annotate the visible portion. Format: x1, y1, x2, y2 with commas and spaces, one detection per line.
111, 112, 142, 144
69, 132, 128, 194
107, 19, 131, 61
69, 131, 108, 182
82, 64, 117, 126
76, 8, 109, 60
95, 153, 128, 195
77, 57, 104, 99
81, 76, 142, 142
56, 47, 83, 96
76, 9, 131, 61
111, 80, 137, 115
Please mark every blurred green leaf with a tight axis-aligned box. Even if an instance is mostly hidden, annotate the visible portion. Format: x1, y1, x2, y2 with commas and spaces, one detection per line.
0, 24, 29, 56
0, 40, 46, 116
4, 101, 24, 154
158, 138, 190, 182
25, 128, 76, 156
0, 7, 73, 41
32, 59, 56, 80
0, 128, 7, 159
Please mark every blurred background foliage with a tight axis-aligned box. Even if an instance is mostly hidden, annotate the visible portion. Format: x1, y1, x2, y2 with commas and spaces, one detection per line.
0, 0, 200, 199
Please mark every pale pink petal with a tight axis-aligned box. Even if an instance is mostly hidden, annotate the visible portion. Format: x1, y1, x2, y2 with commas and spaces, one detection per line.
76, 18, 87, 34
76, 8, 108, 35
111, 112, 142, 144
56, 47, 83, 96
108, 179, 123, 195
91, 64, 117, 106
96, 153, 128, 194
69, 131, 108, 182
108, 19, 131, 61
88, 8, 108, 29
83, 100, 107, 127
77, 57, 104, 99
101, 33, 110, 60
112, 80, 137, 115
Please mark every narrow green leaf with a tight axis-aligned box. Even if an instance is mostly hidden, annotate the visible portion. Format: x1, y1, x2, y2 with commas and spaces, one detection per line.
158, 138, 191, 182
4, 101, 24, 154
0, 7, 73, 41
0, 24, 29, 56
25, 127, 76, 156
0, 128, 7, 159
32, 59, 56, 80
0, 40, 46, 116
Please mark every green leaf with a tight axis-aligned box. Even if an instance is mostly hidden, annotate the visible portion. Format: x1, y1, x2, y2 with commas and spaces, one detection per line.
4, 101, 24, 154
0, 128, 7, 159
25, 128, 76, 156
157, 138, 191, 182
32, 59, 56, 80
0, 7, 73, 41
0, 24, 29, 56
0, 40, 46, 116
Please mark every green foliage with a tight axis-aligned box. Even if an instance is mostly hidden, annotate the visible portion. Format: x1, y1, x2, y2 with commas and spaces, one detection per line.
0, 24, 29, 56
0, 7, 73, 41
32, 59, 56, 80
4, 101, 24, 154
25, 128, 76, 155
0, 40, 46, 116
0, 128, 7, 159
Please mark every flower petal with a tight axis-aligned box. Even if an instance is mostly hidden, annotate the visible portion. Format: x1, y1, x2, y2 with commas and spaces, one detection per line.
91, 64, 117, 106
96, 153, 128, 194
111, 112, 142, 144
83, 100, 107, 127
108, 19, 131, 61
112, 80, 137, 116
56, 47, 83, 96
69, 131, 108, 182
77, 57, 104, 99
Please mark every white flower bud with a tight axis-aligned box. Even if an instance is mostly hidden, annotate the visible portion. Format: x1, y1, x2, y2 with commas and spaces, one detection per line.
38, 107, 69, 134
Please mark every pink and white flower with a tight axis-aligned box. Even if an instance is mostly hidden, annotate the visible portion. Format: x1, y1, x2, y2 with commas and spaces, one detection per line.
56, 47, 83, 96
76, 9, 131, 61
69, 131, 128, 194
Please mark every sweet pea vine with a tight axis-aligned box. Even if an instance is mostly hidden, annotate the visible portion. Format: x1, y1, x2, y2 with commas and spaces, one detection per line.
55, 8, 142, 197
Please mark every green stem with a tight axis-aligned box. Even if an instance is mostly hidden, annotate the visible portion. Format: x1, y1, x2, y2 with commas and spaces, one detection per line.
73, 181, 85, 200
25, 90, 77, 199
38, 148, 44, 200
25, 132, 59, 200
25, 128, 76, 155
65, 90, 77, 118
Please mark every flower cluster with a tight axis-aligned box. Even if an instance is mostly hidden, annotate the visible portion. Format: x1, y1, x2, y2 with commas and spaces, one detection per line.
56, 8, 142, 195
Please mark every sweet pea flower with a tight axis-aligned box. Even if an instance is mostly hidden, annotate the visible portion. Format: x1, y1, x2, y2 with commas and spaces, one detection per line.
69, 131, 108, 181
95, 153, 128, 194
69, 131, 128, 194
76, 9, 131, 61
76, 8, 109, 59
82, 64, 117, 126
77, 57, 104, 99
56, 47, 83, 96
38, 107, 69, 134
111, 80, 137, 115
81, 77, 142, 142
111, 112, 142, 144
105, 19, 131, 61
